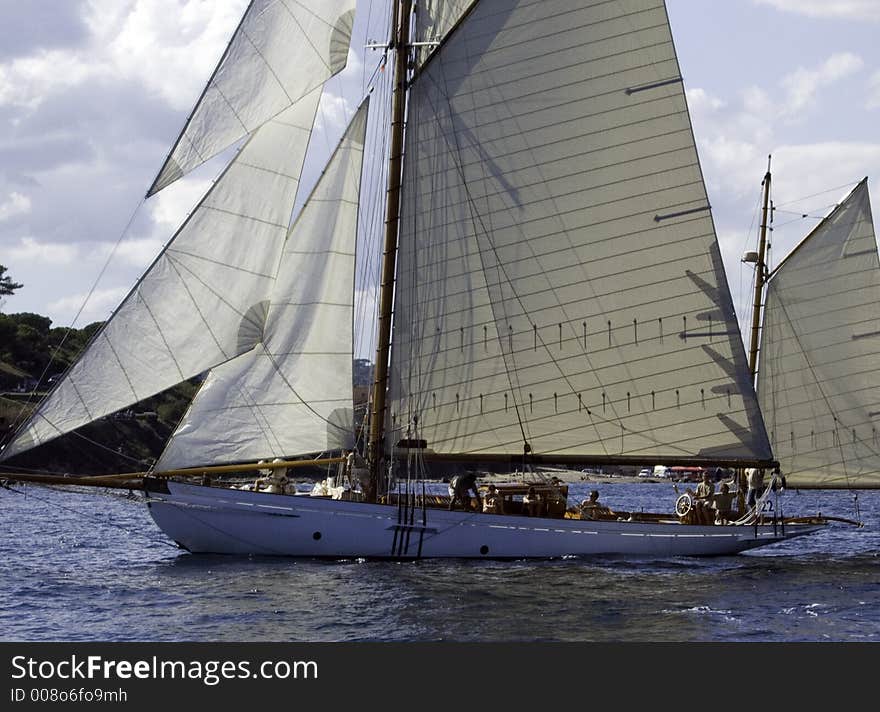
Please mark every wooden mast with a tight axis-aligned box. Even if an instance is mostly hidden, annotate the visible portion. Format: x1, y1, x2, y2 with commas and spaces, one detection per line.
367, 0, 412, 501
748, 156, 772, 381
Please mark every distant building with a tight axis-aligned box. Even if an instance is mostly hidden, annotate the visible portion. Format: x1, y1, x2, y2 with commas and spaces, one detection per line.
353, 359, 373, 387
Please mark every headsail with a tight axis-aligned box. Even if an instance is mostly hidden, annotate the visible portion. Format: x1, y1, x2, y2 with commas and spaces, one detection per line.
758, 179, 880, 488
155, 101, 369, 470
0, 91, 323, 462
388, 0, 772, 463
147, 0, 356, 196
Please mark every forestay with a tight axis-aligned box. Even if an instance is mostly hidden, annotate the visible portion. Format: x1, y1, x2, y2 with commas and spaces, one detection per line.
758, 179, 880, 488
388, 0, 771, 461
0, 93, 322, 462
156, 101, 369, 470
147, 0, 356, 196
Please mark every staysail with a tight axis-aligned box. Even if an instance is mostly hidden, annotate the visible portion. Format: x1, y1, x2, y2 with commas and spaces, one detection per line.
155, 101, 369, 470
147, 0, 356, 196
388, 0, 772, 462
0, 92, 323, 462
758, 179, 880, 488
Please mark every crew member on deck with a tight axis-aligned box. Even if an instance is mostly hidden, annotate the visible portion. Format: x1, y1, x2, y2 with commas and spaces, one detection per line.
693, 471, 715, 524
746, 467, 766, 510
579, 490, 613, 519
712, 482, 735, 524
449, 472, 481, 511
523, 486, 541, 516
482, 484, 504, 514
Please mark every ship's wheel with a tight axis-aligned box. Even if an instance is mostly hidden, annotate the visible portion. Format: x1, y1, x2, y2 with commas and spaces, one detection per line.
675, 493, 693, 517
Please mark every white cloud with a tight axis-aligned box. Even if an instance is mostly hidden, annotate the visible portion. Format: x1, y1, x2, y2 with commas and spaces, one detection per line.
686, 88, 726, 112
698, 136, 765, 199
48, 286, 129, 324
780, 52, 863, 114
0, 0, 247, 111
313, 91, 358, 146
86, 0, 248, 109
0, 50, 98, 109
9, 236, 79, 265
0, 192, 32, 221
691, 52, 868, 201
753, 0, 880, 22
90, 237, 165, 269
149, 176, 213, 231
766, 142, 880, 206
868, 70, 880, 109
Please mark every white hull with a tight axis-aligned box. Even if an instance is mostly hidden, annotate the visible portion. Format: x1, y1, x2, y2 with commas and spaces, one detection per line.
145, 481, 825, 558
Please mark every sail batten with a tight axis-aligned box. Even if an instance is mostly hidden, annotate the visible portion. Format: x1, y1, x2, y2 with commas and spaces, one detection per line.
758, 179, 880, 488
388, 0, 770, 461
147, 0, 356, 196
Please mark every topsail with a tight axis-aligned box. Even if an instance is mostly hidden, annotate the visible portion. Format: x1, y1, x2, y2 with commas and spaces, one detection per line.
147, 0, 356, 196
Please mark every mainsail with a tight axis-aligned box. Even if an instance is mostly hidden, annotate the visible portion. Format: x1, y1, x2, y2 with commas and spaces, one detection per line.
758, 179, 880, 488
156, 101, 369, 470
388, 0, 771, 462
0, 91, 324, 462
147, 0, 356, 196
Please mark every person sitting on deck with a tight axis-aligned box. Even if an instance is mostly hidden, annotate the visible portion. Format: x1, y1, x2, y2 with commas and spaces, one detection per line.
448, 472, 481, 511
712, 482, 735, 524
523, 486, 541, 516
544, 477, 568, 517
692, 471, 715, 524
579, 490, 613, 519
482, 484, 505, 514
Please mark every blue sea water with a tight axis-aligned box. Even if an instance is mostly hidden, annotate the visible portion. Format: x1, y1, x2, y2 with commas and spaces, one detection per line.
1, 480, 877, 642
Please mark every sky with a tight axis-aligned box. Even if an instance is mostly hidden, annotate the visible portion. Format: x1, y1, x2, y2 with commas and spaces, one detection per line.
2, 0, 880, 345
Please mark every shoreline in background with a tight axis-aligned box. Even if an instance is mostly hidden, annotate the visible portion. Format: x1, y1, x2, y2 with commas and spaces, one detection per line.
478, 472, 663, 485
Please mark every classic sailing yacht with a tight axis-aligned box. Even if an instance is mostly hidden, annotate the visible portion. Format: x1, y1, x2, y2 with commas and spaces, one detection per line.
751, 172, 880, 491
1, 0, 847, 557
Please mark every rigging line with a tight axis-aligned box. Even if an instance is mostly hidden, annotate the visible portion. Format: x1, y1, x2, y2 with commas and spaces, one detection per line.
355, 65, 391, 361
6, 195, 147, 434
772, 180, 861, 209
738, 186, 764, 327
153, 367, 284, 470
256, 345, 356, 434
161, 258, 232, 360
400, 66, 422, 439
772, 214, 826, 231
1, 379, 166, 469
9, 125, 283, 451
421, 58, 624, 452
37, 413, 158, 468
424, 55, 532, 453
417, 384, 745, 454
362, 0, 375, 91
773, 206, 836, 218
769, 288, 880, 485
408, 118, 731, 458
352, 86, 389, 454
0, 482, 181, 550
309, 26, 388, 175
